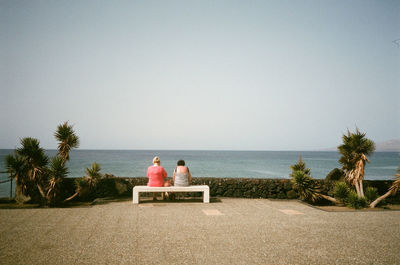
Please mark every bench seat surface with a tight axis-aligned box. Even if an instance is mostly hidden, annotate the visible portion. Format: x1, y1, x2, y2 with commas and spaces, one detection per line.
133, 185, 209, 192
132, 185, 210, 203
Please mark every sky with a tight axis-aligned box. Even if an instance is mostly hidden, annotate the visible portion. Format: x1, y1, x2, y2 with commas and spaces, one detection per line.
0, 0, 399, 150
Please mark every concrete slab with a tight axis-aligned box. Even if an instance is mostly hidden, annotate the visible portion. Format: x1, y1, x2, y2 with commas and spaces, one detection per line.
202, 209, 223, 216
279, 209, 304, 215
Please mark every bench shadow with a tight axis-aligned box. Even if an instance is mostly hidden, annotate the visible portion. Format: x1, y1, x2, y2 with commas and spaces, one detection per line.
139, 197, 221, 204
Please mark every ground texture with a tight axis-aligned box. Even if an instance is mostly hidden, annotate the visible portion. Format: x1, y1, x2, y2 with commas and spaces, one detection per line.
0, 198, 399, 264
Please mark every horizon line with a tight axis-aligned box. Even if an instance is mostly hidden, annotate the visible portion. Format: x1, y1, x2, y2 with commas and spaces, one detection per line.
0, 148, 397, 152
0, 147, 338, 152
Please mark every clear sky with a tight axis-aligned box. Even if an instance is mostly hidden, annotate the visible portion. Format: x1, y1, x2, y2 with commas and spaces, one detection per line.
1, 0, 399, 150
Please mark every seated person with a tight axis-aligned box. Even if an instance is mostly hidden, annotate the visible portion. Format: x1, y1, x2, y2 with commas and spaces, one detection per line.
147, 156, 169, 200
173, 160, 192, 199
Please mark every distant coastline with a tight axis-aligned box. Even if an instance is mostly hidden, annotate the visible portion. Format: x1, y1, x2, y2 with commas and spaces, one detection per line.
320, 139, 400, 152
0, 138, 399, 152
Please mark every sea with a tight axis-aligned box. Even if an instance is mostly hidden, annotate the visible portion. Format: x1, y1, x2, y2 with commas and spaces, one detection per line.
0, 149, 398, 198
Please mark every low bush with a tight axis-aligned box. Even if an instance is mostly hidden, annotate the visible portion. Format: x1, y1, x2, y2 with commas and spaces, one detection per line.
334, 182, 350, 203
347, 190, 368, 209
325, 168, 345, 182
364, 186, 378, 203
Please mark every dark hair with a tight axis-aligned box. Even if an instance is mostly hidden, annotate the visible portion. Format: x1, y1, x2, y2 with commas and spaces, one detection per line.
177, 160, 185, 166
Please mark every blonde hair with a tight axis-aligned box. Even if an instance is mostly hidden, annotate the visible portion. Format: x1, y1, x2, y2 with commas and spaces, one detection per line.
152, 156, 160, 165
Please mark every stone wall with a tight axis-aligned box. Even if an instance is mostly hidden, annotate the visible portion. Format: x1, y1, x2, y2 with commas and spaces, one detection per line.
63, 176, 400, 204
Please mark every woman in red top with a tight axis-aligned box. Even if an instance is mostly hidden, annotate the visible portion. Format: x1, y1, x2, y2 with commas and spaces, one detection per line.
147, 156, 169, 200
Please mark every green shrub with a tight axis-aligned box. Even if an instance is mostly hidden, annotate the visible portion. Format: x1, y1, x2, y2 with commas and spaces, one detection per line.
325, 168, 345, 182
334, 182, 350, 203
346, 191, 359, 208
74, 178, 88, 189
365, 186, 378, 202
358, 196, 368, 208
94, 178, 118, 198
346, 190, 368, 209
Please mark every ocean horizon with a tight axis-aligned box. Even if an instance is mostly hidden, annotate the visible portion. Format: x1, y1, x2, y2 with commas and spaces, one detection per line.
0, 149, 398, 197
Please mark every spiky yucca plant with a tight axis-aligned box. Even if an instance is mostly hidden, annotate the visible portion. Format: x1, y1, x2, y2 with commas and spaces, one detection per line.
85, 162, 102, 189
291, 170, 321, 202
16, 137, 49, 200
338, 128, 375, 198
54, 121, 79, 165
64, 162, 102, 202
5, 122, 80, 205
4, 152, 26, 198
47, 156, 69, 205
290, 156, 310, 177
290, 157, 337, 204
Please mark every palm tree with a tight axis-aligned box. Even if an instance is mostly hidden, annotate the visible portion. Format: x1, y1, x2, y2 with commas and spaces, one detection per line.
291, 170, 321, 202
16, 138, 49, 201
290, 157, 337, 203
290, 156, 310, 176
54, 121, 79, 166
370, 167, 400, 208
84, 162, 102, 189
338, 128, 375, 198
64, 162, 102, 202
4, 153, 25, 199
47, 156, 68, 205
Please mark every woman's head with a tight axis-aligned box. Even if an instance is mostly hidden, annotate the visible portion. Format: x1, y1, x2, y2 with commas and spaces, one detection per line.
153, 156, 160, 165
177, 160, 185, 166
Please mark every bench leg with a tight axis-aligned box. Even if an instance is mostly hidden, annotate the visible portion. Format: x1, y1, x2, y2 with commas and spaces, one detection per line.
133, 190, 139, 204
203, 190, 210, 203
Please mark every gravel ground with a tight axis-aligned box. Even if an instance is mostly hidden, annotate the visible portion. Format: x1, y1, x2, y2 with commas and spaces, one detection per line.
0, 198, 399, 265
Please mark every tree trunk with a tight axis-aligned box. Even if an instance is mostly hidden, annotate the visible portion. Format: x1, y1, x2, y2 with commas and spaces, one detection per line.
15, 185, 30, 204
358, 180, 364, 198
9, 179, 12, 199
64, 191, 79, 202
354, 181, 361, 197
36, 184, 46, 199
320, 194, 338, 204
358, 179, 364, 197
370, 190, 392, 208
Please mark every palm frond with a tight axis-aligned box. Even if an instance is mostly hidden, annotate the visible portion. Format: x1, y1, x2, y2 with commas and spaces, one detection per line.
54, 121, 80, 163
49, 156, 69, 179
85, 162, 102, 189
46, 156, 69, 203
338, 128, 375, 180
17, 138, 49, 168
291, 170, 321, 202
4, 153, 26, 181
15, 137, 49, 196
290, 156, 311, 177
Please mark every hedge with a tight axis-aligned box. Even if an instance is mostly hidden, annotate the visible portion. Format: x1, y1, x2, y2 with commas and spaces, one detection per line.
62, 176, 400, 204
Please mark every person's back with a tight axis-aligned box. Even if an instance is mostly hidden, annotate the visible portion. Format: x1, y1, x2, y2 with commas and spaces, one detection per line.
147, 165, 167, 187
147, 156, 167, 187
173, 160, 192, 187
174, 166, 189, 186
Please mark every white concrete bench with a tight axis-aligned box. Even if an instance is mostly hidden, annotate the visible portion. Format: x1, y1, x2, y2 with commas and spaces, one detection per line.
132, 185, 210, 204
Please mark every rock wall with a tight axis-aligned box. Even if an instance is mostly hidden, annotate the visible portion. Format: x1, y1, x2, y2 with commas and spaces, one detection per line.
63, 176, 400, 204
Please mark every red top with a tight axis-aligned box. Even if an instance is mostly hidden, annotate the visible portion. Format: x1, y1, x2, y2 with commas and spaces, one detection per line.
147, 165, 167, 187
